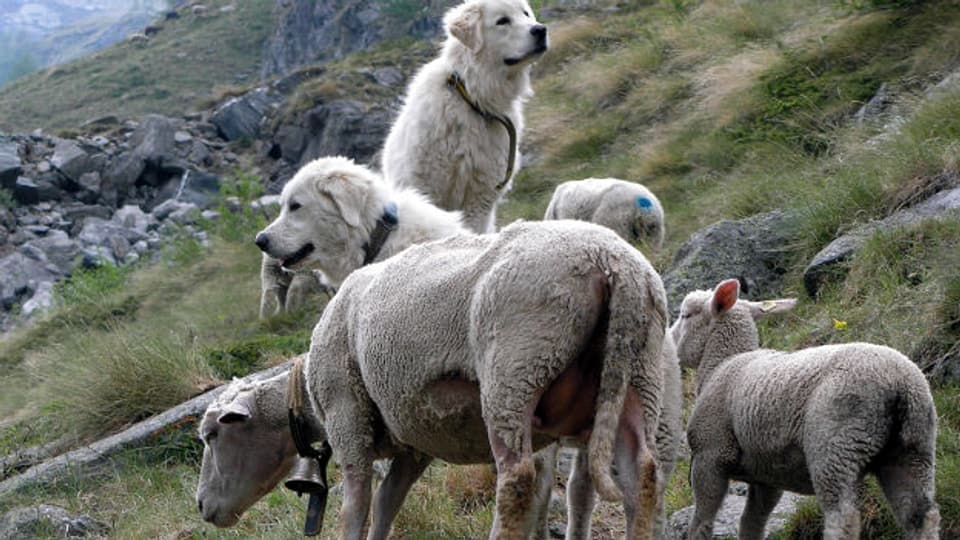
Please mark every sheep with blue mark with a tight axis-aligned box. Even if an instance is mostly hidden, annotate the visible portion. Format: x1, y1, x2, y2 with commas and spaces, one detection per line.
544, 178, 665, 251
672, 278, 940, 540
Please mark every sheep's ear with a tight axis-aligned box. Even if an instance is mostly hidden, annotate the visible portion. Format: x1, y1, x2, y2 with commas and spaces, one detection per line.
445, 3, 484, 53
217, 401, 251, 424
745, 298, 797, 320
711, 279, 740, 316
319, 173, 366, 228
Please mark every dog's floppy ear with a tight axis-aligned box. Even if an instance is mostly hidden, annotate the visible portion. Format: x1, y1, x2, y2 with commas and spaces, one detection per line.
318, 173, 367, 229
445, 3, 484, 53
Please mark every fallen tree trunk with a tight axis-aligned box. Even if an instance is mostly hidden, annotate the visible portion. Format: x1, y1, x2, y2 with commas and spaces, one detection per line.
0, 361, 292, 499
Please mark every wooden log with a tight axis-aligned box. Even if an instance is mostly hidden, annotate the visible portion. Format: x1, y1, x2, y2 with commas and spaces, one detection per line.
0, 362, 291, 498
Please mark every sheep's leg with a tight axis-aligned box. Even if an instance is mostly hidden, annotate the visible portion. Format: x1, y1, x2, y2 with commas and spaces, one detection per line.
876, 459, 940, 540
366, 452, 433, 540
487, 423, 538, 540
529, 444, 558, 540
565, 450, 595, 540
738, 484, 782, 540
325, 408, 375, 540
687, 454, 728, 540
614, 389, 658, 540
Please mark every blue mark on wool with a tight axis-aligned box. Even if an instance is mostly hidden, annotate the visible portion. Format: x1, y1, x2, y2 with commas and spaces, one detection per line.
636, 197, 654, 211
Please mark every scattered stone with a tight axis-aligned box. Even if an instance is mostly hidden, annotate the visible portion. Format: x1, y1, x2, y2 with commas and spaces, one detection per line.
299, 100, 391, 166
0, 252, 57, 310
77, 172, 102, 194
20, 282, 55, 319
13, 177, 39, 205
0, 504, 108, 539
174, 131, 193, 144
210, 88, 272, 141
129, 114, 178, 166
50, 139, 94, 182
665, 485, 806, 539
23, 231, 81, 275
113, 205, 156, 234
168, 202, 201, 225
0, 141, 22, 188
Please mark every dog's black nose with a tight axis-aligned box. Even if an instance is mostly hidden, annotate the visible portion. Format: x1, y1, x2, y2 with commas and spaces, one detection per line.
531, 25, 547, 39
254, 233, 270, 252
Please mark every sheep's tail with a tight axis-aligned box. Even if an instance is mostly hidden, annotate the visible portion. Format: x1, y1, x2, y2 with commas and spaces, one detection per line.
588, 262, 667, 502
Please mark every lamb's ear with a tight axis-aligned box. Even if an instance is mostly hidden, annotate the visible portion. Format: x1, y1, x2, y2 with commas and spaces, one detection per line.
745, 298, 797, 320
445, 3, 484, 53
319, 173, 366, 228
711, 278, 740, 316
217, 400, 251, 424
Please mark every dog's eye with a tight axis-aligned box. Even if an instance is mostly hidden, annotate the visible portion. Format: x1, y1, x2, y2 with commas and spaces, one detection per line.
289, 202, 302, 212
523, 10, 530, 17
496, 16, 510, 25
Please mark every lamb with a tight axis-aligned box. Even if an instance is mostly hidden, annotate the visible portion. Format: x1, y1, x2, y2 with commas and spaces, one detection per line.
672, 278, 940, 540
544, 178, 665, 251
201, 219, 669, 539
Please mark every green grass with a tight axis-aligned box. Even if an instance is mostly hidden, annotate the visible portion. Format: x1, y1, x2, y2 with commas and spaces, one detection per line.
2, 0, 960, 537
0, 0, 275, 132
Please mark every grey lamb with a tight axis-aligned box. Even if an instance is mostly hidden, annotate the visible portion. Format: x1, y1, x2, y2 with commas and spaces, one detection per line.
672, 278, 940, 540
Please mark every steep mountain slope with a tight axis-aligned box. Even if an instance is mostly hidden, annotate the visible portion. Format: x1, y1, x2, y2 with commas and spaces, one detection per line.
0, 0, 273, 132
0, 1, 958, 538
0, 0, 171, 86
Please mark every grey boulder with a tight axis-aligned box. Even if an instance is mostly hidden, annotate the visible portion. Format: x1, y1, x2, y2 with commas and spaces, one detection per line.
663, 210, 794, 315
804, 186, 960, 297
0, 141, 21, 189
0, 252, 57, 310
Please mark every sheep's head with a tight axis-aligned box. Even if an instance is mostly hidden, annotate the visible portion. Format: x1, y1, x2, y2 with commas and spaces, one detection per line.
196, 377, 298, 528
672, 279, 796, 370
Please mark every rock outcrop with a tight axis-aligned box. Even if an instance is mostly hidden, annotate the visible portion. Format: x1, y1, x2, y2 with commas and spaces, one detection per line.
260, 0, 457, 78
662, 210, 794, 315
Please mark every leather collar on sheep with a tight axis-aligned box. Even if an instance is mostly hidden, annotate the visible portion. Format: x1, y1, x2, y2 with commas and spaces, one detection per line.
446, 72, 517, 192
362, 203, 399, 265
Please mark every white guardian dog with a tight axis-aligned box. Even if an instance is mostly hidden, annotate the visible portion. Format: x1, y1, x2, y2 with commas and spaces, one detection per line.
381, 0, 548, 233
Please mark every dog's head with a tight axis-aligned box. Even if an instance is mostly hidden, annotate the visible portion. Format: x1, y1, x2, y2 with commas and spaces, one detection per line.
254, 157, 389, 287
444, 0, 548, 68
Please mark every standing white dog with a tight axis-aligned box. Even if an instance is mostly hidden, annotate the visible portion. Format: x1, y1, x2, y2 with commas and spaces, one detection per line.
381, 0, 548, 233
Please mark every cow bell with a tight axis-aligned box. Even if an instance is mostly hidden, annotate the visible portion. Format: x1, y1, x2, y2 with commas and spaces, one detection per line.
285, 456, 326, 495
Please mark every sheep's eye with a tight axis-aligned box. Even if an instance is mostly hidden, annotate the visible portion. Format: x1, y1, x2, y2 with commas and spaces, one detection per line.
289, 202, 302, 212
496, 16, 511, 25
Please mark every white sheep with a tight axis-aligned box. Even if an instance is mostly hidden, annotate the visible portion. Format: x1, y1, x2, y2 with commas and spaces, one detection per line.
561, 332, 682, 540
544, 178, 665, 252
198, 220, 669, 539
672, 278, 940, 540
304, 219, 666, 539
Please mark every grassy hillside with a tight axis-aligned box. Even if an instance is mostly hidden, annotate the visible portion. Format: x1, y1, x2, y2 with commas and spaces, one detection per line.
1, 1, 959, 538
0, 0, 274, 133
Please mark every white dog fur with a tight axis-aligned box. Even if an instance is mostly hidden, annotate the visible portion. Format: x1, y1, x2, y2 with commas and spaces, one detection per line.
381, 0, 548, 233
254, 156, 467, 288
